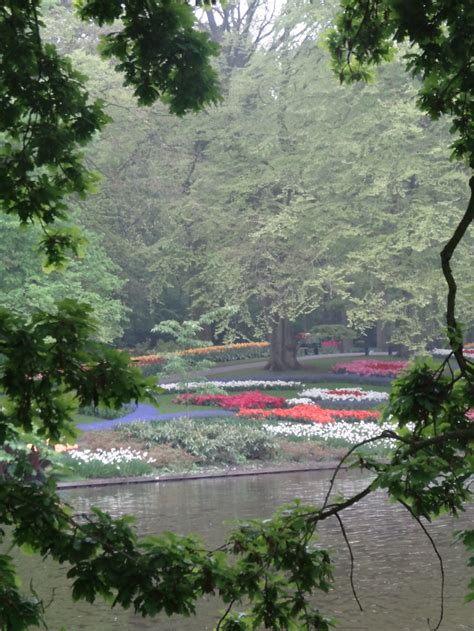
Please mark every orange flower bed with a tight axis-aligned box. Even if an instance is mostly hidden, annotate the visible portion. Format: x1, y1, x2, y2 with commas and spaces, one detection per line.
177, 341, 269, 357
131, 342, 269, 367
238, 404, 380, 424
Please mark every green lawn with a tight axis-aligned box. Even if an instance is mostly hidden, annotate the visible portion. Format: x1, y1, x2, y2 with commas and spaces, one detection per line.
200, 355, 395, 379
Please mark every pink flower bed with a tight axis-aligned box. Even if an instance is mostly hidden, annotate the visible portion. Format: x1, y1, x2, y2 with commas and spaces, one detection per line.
238, 404, 380, 424
333, 359, 408, 377
173, 391, 286, 410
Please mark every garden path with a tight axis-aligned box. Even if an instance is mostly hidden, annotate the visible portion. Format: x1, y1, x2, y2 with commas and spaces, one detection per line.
76, 405, 235, 432
159, 352, 365, 382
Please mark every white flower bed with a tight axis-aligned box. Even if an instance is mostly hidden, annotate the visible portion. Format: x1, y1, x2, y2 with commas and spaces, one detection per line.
432, 347, 474, 357
263, 421, 396, 449
299, 387, 389, 403
287, 397, 315, 406
161, 379, 302, 392
68, 448, 156, 465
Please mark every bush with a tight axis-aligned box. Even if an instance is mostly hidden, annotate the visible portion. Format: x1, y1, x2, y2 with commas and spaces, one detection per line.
118, 418, 278, 466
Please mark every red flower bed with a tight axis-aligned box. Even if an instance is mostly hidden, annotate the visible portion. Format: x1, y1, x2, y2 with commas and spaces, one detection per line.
333, 359, 408, 377
174, 391, 286, 411
238, 404, 380, 424
326, 388, 365, 397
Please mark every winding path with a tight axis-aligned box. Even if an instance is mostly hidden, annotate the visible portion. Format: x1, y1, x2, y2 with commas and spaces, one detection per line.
76, 404, 235, 432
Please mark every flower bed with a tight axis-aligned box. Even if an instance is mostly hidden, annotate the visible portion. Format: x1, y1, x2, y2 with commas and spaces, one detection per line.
239, 404, 380, 424
332, 359, 408, 377
62, 448, 157, 478
161, 379, 302, 393
131, 342, 270, 367
262, 421, 395, 448
174, 391, 286, 410
298, 387, 389, 404
432, 347, 474, 358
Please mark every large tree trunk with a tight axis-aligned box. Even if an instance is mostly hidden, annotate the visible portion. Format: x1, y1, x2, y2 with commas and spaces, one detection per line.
266, 318, 301, 371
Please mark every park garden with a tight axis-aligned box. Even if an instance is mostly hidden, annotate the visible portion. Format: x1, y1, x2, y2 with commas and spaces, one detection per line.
62, 355, 402, 479
0, 1, 473, 630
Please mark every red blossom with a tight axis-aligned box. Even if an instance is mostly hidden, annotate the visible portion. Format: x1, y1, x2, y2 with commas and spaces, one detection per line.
174, 391, 286, 410
332, 359, 408, 377
238, 404, 380, 424
326, 388, 364, 397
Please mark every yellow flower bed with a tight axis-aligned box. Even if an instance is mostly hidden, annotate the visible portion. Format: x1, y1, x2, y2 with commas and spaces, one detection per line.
131, 342, 270, 366
176, 341, 269, 357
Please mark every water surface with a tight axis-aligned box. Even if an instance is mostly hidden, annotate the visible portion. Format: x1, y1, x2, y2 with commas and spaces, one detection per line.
13, 470, 473, 630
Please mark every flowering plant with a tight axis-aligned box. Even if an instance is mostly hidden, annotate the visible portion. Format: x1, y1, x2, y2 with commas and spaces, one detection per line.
332, 359, 408, 377
161, 380, 302, 393
298, 387, 389, 403
174, 391, 286, 410
131, 342, 269, 367
432, 347, 474, 358
238, 404, 380, 424
262, 420, 395, 448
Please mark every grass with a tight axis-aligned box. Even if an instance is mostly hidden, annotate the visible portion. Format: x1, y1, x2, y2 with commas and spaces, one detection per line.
204, 353, 397, 379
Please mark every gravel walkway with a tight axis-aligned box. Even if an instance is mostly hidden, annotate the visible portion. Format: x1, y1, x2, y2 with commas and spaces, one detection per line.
76, 404, 235, 432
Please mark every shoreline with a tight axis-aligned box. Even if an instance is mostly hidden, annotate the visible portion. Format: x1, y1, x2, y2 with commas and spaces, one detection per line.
57, 460, 347, 490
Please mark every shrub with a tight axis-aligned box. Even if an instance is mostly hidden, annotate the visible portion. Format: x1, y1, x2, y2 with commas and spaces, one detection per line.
118, 419, 278, 466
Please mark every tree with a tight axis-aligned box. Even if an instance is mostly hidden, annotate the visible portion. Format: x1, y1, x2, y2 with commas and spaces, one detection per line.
0, 214, 127, 342
0, 1, 473, 631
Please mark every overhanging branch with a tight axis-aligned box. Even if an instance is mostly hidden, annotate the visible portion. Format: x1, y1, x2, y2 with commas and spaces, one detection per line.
440, 175, 474, 376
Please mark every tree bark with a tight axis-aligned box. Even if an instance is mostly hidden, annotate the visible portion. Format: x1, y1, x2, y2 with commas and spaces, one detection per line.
266, 318, 301, 371
440, 175, 474, 376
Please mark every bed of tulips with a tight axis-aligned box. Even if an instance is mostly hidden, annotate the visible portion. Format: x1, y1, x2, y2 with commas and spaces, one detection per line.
238, 404, 381, 424
131, 341, 269, 367
170, 381, 388, 422
173, 391, 286, 410
262, 420, 395, 449
432, 347, 474, 358
297, 387, 388, 403
161, 379, 301, 393
332, 359, 408, 377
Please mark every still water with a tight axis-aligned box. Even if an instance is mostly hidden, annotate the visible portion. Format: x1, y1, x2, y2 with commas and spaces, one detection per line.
13, 470, 473, 630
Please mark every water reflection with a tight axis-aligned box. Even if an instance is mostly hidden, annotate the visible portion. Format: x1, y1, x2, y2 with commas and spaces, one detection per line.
11, 470, 473, 630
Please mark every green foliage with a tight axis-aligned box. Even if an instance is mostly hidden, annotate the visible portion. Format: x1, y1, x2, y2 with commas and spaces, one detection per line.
455, 529, 474, 602
309, 325, 355, 341
76, 0, 221, 114
0, 214, 127, 342
327, 0, 474, 168
0, 300, 153, 443
118, 418, 278, 465
0, 0, 473, 629
0, 0, 110, 266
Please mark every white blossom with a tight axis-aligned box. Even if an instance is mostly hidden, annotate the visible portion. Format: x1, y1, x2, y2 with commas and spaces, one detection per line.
262, 421, 397, 449
161, 380, 302, 393
299, 387, 389, 403
68, 447, 156, 465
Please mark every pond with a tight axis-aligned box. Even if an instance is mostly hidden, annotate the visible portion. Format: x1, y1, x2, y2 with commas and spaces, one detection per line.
12, 470, 473, 630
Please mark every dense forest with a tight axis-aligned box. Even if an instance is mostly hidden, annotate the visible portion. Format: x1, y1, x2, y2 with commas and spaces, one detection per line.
1, 0, 464, 363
